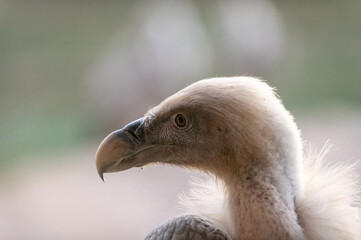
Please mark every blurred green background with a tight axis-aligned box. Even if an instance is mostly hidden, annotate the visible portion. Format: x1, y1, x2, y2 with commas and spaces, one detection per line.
0, 0, 360, 239
1, 0, 360, 168
0, 1, 130, 167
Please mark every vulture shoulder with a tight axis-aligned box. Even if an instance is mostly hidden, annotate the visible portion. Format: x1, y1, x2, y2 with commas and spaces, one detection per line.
145, 215, 230, 240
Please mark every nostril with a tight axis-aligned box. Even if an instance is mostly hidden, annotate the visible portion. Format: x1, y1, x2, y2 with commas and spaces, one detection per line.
123, 117, 146, 145
125, 130, 141, 145
124, 117, 145, 132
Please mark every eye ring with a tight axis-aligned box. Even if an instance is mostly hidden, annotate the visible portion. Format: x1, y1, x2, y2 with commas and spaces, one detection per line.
174, 113, 187, 129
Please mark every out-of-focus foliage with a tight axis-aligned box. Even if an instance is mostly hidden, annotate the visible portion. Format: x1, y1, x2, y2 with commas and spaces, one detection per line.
0, 0, 360, 168
273, 0, 361, 109
0, 1, 131, 166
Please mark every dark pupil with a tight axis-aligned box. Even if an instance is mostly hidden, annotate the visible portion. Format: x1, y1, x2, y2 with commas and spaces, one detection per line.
177, 115, 185, 126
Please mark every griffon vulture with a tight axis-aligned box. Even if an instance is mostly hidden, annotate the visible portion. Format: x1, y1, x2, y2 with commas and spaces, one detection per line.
96, 77, 361, 239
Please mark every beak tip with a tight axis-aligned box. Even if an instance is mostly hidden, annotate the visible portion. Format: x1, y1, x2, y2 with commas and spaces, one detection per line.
97, 167, 105, 183
96, 143, 107, 183
100, 173, 105, 182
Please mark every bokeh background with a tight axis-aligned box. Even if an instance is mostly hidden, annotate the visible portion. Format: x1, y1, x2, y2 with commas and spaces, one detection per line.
0, 0, 360, 239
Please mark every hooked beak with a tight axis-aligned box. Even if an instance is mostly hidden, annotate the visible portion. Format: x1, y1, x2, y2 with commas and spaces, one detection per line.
95, 117, 153, 181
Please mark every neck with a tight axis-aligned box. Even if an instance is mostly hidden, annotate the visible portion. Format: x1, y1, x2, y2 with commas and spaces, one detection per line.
220, 143, 305, 239
216, 107, 305, 239
227, 176, 305, 240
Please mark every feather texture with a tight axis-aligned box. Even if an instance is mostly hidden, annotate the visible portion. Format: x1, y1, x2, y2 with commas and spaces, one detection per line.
297, 143, 361, 240
145, 215, 230, 240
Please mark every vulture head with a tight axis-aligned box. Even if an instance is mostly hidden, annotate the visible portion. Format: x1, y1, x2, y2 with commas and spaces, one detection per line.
97, 77, 302, 195
96, 77, 360, 239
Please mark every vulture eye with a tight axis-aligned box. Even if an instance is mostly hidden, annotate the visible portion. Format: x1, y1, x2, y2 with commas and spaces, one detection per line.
174, 114, 187, 129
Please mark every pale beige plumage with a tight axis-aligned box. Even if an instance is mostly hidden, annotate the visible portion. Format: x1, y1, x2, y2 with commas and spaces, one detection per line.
96, 77, 361, 239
